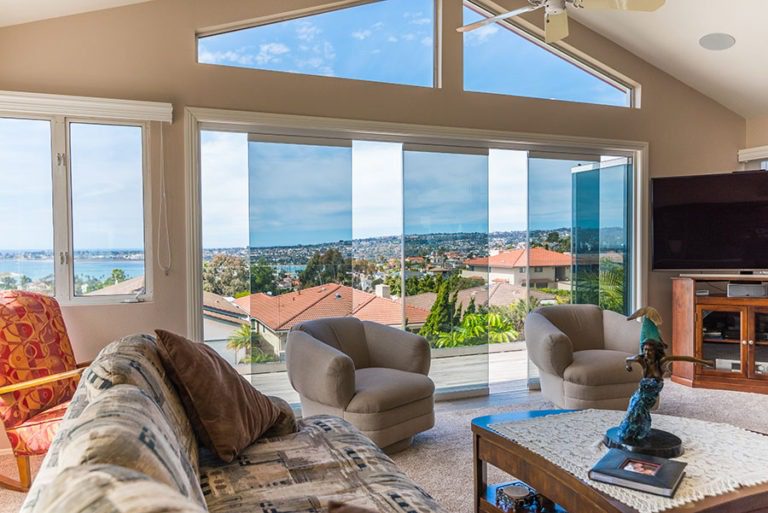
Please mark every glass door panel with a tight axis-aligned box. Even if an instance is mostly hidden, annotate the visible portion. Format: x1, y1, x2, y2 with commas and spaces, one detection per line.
249, 135, 353, 363
403, 145, 489, 393
700, 308, 744, 375
752, 310, 768, 378
488, 149, 529, 388
572, 157, 632, 315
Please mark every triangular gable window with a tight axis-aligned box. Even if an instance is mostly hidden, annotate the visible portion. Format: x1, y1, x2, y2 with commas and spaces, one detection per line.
463, 2, 632, 107
198, 0, 434, 87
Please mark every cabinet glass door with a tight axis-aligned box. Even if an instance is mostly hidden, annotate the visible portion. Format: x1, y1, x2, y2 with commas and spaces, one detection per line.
752, 310, 768, 378
699, 307, 745, 375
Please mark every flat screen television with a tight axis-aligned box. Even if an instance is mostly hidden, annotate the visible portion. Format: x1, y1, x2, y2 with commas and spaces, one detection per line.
652, 171, 768, 271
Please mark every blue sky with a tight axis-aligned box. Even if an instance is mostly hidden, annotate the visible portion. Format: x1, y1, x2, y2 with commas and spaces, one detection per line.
198, 0, 434, 87
0, 119, 145, 252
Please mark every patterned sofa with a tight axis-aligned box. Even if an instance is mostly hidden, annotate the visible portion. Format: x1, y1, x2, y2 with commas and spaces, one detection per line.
19, 334, 446, 513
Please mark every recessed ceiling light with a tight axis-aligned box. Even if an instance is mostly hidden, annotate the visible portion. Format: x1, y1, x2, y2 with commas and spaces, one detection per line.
699, 33, 736, 51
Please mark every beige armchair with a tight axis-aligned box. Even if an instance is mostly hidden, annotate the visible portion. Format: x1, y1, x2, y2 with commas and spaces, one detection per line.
525, 304, 642, 410
286, 317, 434, 453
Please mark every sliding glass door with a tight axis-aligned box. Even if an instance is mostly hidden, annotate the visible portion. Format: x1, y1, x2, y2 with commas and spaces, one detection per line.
200, 130, 635, 404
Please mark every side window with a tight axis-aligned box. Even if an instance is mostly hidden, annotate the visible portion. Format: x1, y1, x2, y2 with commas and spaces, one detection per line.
69, 123, 147, 297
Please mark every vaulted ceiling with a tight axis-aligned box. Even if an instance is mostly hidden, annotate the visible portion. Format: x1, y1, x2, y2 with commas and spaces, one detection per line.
1, 0, 765, 118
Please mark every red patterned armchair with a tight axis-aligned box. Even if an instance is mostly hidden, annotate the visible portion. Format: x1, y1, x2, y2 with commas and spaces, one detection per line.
0, 290, 85, 491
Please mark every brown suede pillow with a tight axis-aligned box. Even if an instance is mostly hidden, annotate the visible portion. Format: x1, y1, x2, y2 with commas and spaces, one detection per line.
155, 330, 281, 463
327, 502, 377, 513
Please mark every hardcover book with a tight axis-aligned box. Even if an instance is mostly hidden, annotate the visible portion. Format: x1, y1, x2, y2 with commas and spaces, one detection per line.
589, 449, 687, 498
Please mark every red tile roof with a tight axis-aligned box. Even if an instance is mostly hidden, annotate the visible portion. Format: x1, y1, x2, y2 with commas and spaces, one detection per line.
236, 283, 430, 332
465, 248, 571, 269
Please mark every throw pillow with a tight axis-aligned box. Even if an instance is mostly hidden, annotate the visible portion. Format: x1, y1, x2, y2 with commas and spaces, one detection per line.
155, 330, 281, 462
328, 501, 378, 513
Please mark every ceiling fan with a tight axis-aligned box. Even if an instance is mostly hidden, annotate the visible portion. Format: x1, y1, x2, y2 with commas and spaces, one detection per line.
458, 0, 665, 44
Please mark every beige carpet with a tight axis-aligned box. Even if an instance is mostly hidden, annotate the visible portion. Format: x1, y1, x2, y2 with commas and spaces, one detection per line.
1, 381, 766, 513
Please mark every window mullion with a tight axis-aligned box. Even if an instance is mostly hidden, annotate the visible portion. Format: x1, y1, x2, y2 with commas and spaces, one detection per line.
51, 116, 72, 302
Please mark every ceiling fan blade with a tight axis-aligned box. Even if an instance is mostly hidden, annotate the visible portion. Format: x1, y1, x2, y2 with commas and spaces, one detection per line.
545, 11, 569, 43
574, 0, 665, 11
457, 4, 540, 33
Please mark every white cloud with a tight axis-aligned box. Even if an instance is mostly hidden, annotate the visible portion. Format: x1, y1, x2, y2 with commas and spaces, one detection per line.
402, 33, 416, 41
198, 43, 290, 67
255, 42, 290, 64
465, 24, 500, 45
421, 36, 433, 47
410, 17, 432, 26
352, 29, 372, 40
387, 35, 399, 43
296, 21, 320, 41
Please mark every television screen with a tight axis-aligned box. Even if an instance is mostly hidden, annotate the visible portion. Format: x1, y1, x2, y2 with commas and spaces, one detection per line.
652, 171, 768, 270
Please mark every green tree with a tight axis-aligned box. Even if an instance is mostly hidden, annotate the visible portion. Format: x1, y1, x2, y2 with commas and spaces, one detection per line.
103, 268, 127, 287
250, 258, 277, 294
226, 324, 276, 364
465, 296, 477, 315
420, 278, 457, 340
203, 254, 249, 297
0, 276, 17, 290
299, 248, 351, 288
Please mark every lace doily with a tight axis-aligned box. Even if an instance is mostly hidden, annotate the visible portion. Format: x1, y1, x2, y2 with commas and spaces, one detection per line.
488, 410, 768, 513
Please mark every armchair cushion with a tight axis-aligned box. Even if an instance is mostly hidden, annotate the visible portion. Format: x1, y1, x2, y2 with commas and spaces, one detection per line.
537, 304, 604, 351
6, 399, 69, 456
563, 350, 641, 386
362, 321, 430, 375
347, 368, 434, 414
603, 309, 642, 354
293, 317, 370, 369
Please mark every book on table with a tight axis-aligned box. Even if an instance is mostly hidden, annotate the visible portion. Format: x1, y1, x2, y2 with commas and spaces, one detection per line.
589, 449, 687, 498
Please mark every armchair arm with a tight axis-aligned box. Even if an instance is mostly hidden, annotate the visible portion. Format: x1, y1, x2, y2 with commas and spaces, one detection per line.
362, 321, 431, 375
286, 330, 356, 409
524, 312, 574, 377
0, 367, 84, 396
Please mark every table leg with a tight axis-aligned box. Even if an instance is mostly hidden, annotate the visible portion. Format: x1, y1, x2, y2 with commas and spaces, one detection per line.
473, 433, 487, 513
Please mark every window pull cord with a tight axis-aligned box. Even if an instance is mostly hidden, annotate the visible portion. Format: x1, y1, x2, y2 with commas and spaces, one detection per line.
157, 122, 172, 276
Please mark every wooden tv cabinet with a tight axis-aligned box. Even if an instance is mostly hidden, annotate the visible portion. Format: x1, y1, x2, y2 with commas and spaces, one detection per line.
672, 275, 768, 394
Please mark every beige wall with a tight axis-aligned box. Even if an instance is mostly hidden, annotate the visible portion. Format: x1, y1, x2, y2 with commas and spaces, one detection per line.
747, 116, 768, 147
0, 0, 747, 448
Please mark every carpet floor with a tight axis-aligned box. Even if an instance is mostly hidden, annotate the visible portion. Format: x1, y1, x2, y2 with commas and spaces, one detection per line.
0, 380, 765, 513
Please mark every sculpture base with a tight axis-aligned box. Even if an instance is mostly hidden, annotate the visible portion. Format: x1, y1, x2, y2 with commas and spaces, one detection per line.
603, 427, 683, 458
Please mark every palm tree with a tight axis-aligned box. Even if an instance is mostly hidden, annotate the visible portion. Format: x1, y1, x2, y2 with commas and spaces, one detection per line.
226, 324, 253, 364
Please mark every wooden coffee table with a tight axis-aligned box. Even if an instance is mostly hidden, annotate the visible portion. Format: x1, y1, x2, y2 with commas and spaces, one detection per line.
472, 410, 768, 513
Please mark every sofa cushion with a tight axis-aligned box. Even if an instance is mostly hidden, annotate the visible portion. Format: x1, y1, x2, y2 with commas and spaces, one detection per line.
155, 330, 281, 463
82, 334, 199, 468
36, 464, 206, 513
346, 368, 435, 414
563, 350, 640, 386
199, 415, 445, 513
55, 385, 205, 506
